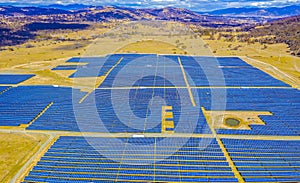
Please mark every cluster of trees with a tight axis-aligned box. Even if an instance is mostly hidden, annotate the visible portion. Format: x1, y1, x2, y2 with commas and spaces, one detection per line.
0, 21, 91, 48
196, 15, 300, 57
0, 28, 34, 47
247, 16, 300, 56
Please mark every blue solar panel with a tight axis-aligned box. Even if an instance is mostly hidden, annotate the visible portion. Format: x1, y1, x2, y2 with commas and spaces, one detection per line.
66, 57, 105, 63
216, 57, 252, 67
0, 74, 35, 84
52, 65, 79, 70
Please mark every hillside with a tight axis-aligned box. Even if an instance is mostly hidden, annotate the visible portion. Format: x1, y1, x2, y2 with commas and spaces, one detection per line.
0, 5, 260, 25
1, 4, 300, 49
0, 5, 250, 47
0, 6, 209, 22
248, 15, 300, 56
204, 15, 300, 57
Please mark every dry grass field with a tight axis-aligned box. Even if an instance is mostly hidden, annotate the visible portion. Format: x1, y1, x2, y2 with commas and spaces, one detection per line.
84, 21, 209, 56
116, 40, 186, 54
0, 132, 49, 183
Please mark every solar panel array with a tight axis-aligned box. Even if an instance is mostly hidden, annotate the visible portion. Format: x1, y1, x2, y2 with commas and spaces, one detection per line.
179, 56, 290, 87
0, 86, 84, 127
222, 139, 300, 182
98, 54, 187, 88
0, 55, 298, 134
23, 136, 238, 183
59, 55, 289, 87
0, 54, 299, 182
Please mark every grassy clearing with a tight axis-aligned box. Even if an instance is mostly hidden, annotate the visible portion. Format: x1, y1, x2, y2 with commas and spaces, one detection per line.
0, 132, 49, 183
116, 40, 186, 54
0, 40, 89, 69
84, 21, 210, 57
202, 108, 272, 130
21, 69, 75, 87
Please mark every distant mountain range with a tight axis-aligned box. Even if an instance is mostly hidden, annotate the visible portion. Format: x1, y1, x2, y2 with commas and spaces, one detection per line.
0, 6, 71, 16
207, 5, 300, 17
0, 6, 209, 22
40, 4, 93, 10
0, 4, 299, 18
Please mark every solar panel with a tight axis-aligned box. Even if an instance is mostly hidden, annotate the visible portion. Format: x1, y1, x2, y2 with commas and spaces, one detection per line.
0, 74, 35, 84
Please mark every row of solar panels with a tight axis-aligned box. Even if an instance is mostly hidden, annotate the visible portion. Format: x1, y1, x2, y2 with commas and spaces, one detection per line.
0, 86, 10, 93
23, 137, 238, 183
66, 55, 251, 67
0, 74, 34, 84
223, 139, 300, 182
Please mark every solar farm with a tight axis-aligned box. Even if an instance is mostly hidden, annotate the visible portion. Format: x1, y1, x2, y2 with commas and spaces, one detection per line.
0, 54, 299, 183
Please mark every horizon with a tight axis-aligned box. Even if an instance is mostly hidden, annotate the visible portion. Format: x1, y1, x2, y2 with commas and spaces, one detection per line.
0, 0, 300, 11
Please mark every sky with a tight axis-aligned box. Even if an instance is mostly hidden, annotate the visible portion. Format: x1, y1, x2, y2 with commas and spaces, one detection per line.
0, 0, 299, 11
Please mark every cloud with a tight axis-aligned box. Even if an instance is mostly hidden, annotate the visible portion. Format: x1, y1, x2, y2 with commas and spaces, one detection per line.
0, 0, 299, 11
